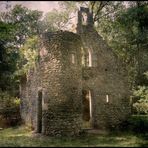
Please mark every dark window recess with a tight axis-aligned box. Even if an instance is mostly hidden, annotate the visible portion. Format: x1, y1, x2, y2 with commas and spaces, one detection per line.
37, 91, 42, 133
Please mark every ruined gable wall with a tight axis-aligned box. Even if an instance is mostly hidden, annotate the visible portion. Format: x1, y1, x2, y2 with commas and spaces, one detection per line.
81, 26, 131, 129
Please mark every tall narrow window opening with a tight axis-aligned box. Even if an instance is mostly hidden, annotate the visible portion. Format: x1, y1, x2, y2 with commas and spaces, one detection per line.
106, 94, 109, 103
88, 49, 92, 67
37, 91, 42, 133
71, 53, 75, 64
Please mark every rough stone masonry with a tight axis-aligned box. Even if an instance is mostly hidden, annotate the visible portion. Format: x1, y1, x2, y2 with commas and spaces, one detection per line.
20, 7, 131, 136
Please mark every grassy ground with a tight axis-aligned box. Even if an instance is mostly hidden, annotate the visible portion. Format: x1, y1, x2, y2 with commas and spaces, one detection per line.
0, 126, 148, 147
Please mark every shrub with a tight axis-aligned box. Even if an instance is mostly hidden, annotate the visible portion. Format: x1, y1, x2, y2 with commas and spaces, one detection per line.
127, 115, 148, 133
118, 115, 148, 134
0, 90, 21, 127
0, 91, 20, 109
132, 86, 148, 114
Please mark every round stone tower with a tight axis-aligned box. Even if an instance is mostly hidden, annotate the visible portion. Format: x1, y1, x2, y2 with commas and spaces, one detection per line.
39, 31, 83, 136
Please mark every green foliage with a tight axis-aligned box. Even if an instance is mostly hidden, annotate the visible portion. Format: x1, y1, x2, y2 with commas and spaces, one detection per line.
0, 21, 16, 41
40, 2, 78, 32
40, 1, 81, 32
0, 4, 42, 94
119, 115, 148, 134
16, 36, 39, 75
0, 5, 43, 45
0, 21, 19, 93
0, 90, 21, 127
0, 90, 20, 110
133, 85, 148, 114
42, 10, 69, 31
128, 115, 148, 133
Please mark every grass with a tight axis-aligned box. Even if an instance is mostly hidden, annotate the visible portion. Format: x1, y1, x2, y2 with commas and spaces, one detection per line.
0, 126, 148, 147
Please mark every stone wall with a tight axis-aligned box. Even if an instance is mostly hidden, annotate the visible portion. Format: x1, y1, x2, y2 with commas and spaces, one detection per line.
80, 25, 131, 129
20, 31, 83, 136
20, 64, 40, 130
20, 7, 131, 135
40, 31, 83, 136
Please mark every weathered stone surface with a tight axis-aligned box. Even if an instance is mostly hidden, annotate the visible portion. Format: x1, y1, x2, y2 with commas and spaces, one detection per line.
20, 7, 131, 136
20, 31, 83, 136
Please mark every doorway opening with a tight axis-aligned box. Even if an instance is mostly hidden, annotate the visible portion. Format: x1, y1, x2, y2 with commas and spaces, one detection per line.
37, 90, 42, 133
82, 89, 92, 129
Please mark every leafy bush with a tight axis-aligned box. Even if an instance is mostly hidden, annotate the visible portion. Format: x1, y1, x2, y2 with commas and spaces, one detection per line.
119, 115, 148, 133
0, 90, 21, 127
132, 86, 148, 114
0, 91, 20, 109
128, 115, 148, 133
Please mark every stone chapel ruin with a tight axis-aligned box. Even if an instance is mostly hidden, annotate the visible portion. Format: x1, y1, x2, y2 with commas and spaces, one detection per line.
20, 7, 131, 136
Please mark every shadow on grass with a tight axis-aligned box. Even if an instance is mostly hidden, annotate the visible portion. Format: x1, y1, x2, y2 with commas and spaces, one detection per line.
0, 126, 148, 147
134, 133, 148, 147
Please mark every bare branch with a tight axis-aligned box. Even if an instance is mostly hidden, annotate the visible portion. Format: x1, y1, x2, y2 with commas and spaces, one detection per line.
93, 1, 110, 22
83, 1, 89, 7
68, 15, 76, 20
94, 12, 110, 22
94, 8, 115, 22
90, 1, 96, 15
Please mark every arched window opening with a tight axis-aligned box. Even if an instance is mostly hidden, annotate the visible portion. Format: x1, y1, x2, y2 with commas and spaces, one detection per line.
82, 12, 87, 25
82, 48, 95, 67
